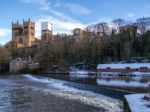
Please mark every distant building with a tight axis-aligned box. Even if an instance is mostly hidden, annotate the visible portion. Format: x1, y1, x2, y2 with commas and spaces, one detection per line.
41, 22, 53, 42
9, 57, 39, 73
9, 57, 29, 73
97, 63, 150, 75
12, 19, 35, 48
119, 25, 137, 36
73, 28, 86, 41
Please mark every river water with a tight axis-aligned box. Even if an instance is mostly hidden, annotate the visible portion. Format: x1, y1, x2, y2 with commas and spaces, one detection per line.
0, 74, 127, 112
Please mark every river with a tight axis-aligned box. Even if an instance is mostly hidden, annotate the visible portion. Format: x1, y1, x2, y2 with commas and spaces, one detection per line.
0, 74, 148, 112
0, 74, 124, 112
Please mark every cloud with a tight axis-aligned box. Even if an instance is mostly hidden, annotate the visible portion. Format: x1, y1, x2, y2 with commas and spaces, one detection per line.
97, 17, 112, 23
65, 3, 91, 15
126, 13, 135, 18
54, 2, 91, 15
54, 0, 61, 7
0, 28, 10, 36
34, 11, 86, 37
0, 28, 11, 45
22, 0, 50, 10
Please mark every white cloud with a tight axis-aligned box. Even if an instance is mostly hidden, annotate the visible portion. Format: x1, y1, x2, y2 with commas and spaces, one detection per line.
97, 17, 112, 23
22, 0, 50, 10
126, 13, 135, 18
54, 2, 91, 15
66, 3, 91, 15
54, 0, 61, 7
34, 11, 86, 37
0, 28, 11, 45
0, 28, 10, 36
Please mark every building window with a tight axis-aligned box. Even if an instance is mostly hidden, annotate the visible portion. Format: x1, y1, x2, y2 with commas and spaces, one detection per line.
107, 67, 111, 69
31, 27, 34, 30
19, 38, 23, 44
126, 67, 130, 69
24, 31, 28, 34
24, 26, 28, 29
31, 32, 34, 35
140, 67, 148, 70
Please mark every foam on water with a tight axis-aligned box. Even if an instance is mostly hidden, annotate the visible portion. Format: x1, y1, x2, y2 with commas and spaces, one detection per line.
23, 74, 123, 112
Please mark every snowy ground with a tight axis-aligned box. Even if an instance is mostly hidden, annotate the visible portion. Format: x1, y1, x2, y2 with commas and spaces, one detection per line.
69, 70, 97, 79
70, 70, 88, 75
23, 74, 123, 112
125, 94, 150, 112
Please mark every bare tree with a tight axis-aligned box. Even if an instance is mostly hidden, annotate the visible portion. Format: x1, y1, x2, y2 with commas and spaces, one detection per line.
111, 18, 125, 27
136, 17, 150, 34
96, 22, 109, 37
0, 47, 11, 73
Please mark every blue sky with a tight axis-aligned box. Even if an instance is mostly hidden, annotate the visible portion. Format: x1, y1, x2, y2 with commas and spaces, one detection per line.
1, 0, 150, 45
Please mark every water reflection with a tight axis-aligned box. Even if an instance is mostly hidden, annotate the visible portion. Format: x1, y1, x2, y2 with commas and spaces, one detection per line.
69, 71, 97, 85
61, 71, 150, 88
97, 75, 150, 87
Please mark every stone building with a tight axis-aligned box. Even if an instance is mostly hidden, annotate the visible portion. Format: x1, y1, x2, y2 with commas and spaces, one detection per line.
41, 22, 53, 42
9, 57, 28, 73
97, 63, 150, 75
12, 19, 35, 48
73, 28, 86, 41
9, 57, 39, 73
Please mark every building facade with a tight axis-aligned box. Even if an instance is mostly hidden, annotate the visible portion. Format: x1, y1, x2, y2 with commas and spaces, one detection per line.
9, 58, 28, 73
9, 57, 39, 73
12, 19, 35, 48
73, 28, 86, 41
41, 22, 53, 42
97, 63, 150, 75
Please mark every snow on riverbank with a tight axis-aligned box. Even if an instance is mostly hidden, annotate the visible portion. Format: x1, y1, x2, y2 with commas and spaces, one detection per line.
70, 70, 88, 74
97, 79, 150, 88
70, 70, 89, 78
23, 74, 123, 112
125, 94, 150, 112
70, 70, 97, 78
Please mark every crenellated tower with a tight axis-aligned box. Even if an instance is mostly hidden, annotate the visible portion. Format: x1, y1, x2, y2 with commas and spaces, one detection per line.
41, 22, 53, 42
12, 19, 35, 48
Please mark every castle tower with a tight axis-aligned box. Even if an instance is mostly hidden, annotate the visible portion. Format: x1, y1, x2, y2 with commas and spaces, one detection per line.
41, 22, 53, 42
73, 28, 85, 41
12, 19, 35, 48
12, 21, 24, 48
23, 19, 35, 47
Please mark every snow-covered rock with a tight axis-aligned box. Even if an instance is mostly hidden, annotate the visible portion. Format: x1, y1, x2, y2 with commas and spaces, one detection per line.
125, 94, 150, 112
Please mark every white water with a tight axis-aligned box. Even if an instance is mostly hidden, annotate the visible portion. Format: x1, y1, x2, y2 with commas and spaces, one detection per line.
23, 74, 123, 112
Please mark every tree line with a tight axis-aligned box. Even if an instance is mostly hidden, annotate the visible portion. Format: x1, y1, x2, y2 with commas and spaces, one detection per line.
2, 17, 150, 71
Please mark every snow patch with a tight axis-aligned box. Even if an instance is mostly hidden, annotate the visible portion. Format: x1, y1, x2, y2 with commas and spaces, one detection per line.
125, 94, 150, 112
70, 70, 88, 75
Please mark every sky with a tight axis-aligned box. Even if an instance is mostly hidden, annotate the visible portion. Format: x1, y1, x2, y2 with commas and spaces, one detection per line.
1, 0, 150, 45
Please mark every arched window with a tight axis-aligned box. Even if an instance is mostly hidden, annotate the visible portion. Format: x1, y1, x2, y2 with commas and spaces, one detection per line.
19, 38, 23, 44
